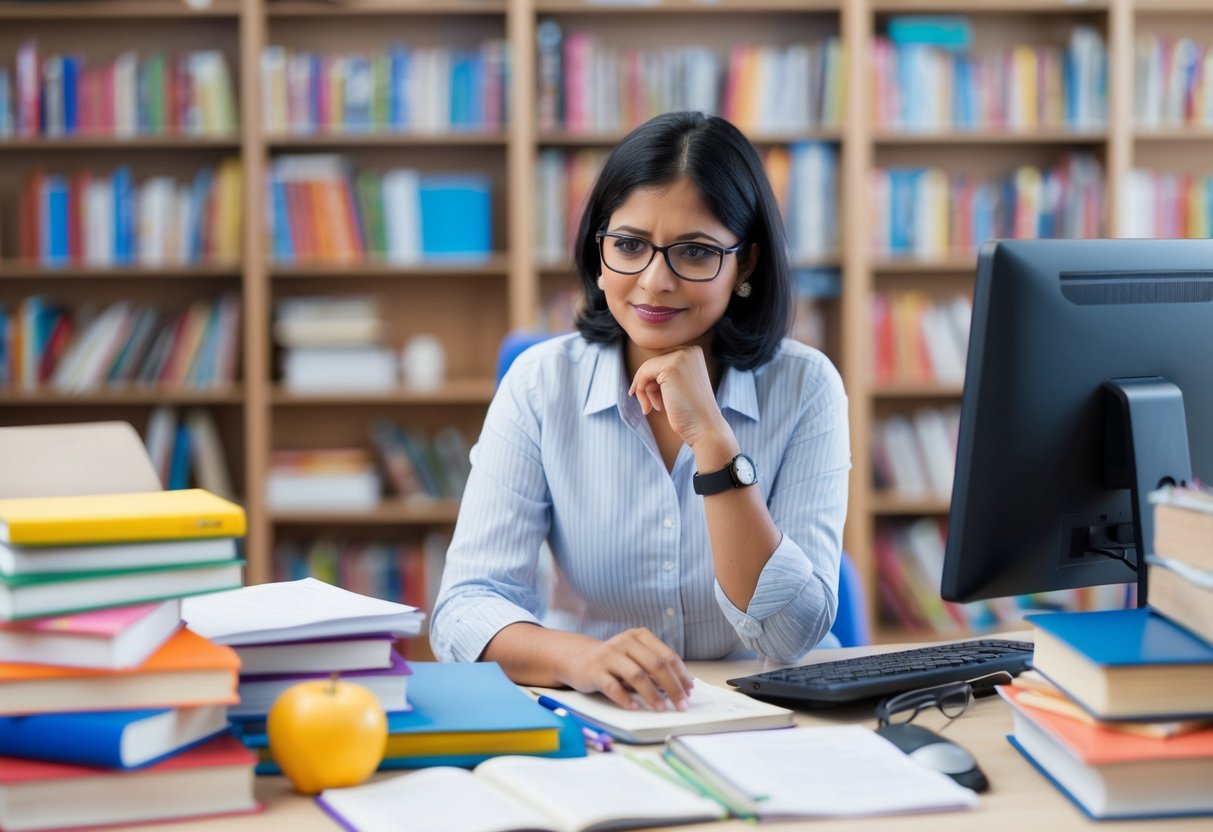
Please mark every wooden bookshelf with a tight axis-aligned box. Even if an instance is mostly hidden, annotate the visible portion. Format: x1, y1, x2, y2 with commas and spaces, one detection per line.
0, 0, 1202, 643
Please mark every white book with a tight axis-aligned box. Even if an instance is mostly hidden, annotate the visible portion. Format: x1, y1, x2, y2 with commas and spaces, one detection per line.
666, 726, 977, 819
382, 168, 421, 263
181, 576, 424, 645
282, 346, 398, 392
912, 407, 956, 496
0, 599, 181, 669
317, 754, 726, 832
266, 469, 381, 511
0, 535, 236, 576
880, 414, 930, 498
113, 51, 138, 136
529, 678, 793, 744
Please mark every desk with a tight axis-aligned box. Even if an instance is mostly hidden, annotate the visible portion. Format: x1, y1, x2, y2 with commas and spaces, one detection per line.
114, 637, 1210, 831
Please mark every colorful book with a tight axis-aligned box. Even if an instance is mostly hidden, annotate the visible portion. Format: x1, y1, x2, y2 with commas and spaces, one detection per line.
230, 651, 411, 718
0, 733, 257, 831
0, 488, 246, 546
0, 558, 245, 621
239, 661, 575, 772
1028, 608, 1213, 720
0, 703, 228, 769
1001, 684, 1213, 819
0, 599, 181, 670
0, 535, 237, 576
0, 627, 239, 716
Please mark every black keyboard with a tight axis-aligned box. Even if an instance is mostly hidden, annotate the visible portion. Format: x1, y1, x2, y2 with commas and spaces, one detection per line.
726, 639, 1033, 705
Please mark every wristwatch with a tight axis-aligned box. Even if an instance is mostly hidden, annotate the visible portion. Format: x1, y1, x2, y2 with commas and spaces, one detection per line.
693, 453, 758, 496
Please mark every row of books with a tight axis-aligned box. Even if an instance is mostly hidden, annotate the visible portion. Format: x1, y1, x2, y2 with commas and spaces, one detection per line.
1120, 170, 1213, 240
15, 161, 242, 267
272, 534, 447, 616
267, 154, 492, 264
874, 517, 1108, 637
871, 291, 971, 386
871, 406, 961, 501
790, 268, 841, 353
0, 294, 241, 392
0, 42, 236, 139
261, 42, 508, 136
1135, 34, 1213, 129
536, 20, 844, 135
0, 486, 255, 830
870, 154, 1105, 260
274, 293, 404, 392
871, 26, 1107, 132
533, 148, 607, 265
144, 406, 236, 500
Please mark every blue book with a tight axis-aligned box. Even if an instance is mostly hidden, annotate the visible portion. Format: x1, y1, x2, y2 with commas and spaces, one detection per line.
270, 178, 293, 262
234, 661, 583, 773
167, 420, 192, 490
1028, 608, 1213, 721
0, 705, 229, 769
61, 56, 78, 135
418, 173, 491, 261
887, 16, 972, 51
388, 46, 410, 129
111, 166, 135, 265
343, 55, 372, 133
43, 176, 69, 267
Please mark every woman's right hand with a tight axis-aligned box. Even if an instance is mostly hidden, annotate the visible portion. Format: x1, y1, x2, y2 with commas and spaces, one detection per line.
559, 628, 694, 712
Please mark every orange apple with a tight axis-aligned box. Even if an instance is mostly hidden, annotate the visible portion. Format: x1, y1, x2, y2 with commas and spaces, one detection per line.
267, 674, 388, 795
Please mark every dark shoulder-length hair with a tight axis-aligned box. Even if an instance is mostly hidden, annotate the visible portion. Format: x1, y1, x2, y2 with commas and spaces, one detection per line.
573, 111, 795, 371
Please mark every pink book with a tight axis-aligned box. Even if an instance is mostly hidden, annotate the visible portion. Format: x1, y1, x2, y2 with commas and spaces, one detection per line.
0, 600, 182, 670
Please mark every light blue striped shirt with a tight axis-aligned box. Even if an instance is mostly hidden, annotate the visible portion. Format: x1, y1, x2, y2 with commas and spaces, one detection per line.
430, 334, 850, 664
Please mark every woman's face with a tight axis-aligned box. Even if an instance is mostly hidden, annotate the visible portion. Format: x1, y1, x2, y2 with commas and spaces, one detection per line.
599, 177, 752, 365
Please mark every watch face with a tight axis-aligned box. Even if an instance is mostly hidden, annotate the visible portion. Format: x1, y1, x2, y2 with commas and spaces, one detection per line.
732, 454, 757, 486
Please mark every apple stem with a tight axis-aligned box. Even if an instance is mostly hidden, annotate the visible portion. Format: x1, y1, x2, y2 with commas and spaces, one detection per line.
329, 673, 339, 694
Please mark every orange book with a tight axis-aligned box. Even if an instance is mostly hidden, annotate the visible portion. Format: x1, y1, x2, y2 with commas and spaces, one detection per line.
0, 627, 239, 715
308, 181, 334, 261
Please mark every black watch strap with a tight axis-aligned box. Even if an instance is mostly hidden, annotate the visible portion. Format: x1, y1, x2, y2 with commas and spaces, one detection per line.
693, 453, 757, 496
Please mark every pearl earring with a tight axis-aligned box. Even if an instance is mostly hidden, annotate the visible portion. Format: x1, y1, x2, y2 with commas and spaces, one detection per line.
597, 275, 605, 291
735, 281, 752, 298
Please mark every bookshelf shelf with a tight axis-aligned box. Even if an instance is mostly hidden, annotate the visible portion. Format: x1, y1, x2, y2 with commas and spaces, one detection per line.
267, 133, 509, 149
538, 129, 844, 147
871, 382, 965, 398
871, 257, 978, 274
0, 0, 240, 19
0, 388, 245, 405
270, 499, 461, 525
535, 0, 842, 12
871, 0, 1108, 12
869, 494, 952, 516
1133, 128, 1213, 142
271, 379, 496, 405
0, 136, 242, 151
269, 256, 510, 278
873, 129, 1108, 145
0, 263, 243, 280
267, 0, 507, 16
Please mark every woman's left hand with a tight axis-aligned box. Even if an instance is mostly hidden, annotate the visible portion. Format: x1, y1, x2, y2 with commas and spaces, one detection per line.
629, 346, 729, 449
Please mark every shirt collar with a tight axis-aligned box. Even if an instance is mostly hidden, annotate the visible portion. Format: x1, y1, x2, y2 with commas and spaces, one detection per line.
582, 340, 761, 423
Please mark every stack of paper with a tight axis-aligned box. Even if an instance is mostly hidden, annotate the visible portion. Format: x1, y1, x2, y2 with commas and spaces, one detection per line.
183, 577, 424, 719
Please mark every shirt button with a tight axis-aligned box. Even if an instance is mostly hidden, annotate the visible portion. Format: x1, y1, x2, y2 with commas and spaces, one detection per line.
662, 517, 674, 529
665, 607, 676, 618
663, 561, 674, 572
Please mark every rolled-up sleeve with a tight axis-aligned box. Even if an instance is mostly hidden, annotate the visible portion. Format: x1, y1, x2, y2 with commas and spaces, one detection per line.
429, 368, 551, 663
714, 365, 851, 663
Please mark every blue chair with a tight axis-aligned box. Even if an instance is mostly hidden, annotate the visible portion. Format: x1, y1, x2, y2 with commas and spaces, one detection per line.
493, 330, 869, 647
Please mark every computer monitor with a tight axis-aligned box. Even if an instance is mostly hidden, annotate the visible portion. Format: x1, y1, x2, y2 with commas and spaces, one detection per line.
940, 239, 1213, 606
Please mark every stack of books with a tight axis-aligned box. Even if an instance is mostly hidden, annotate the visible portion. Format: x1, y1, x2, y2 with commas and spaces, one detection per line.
1004, 607, 1213, 819
0, 488, 256, 831
1146, 484, 1213, 646
182, 578, 422, 724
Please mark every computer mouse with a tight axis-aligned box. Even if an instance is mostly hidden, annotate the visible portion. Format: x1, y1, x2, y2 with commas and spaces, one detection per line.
874, 723, 989, 793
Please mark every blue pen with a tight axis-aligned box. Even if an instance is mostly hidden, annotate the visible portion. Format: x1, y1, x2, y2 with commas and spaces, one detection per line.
536, 695, 614, 751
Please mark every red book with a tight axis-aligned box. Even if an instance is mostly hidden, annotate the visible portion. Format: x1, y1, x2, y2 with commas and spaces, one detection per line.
17, 171, 42, 263
0, 733, 258, 831
67, 170, 87, 263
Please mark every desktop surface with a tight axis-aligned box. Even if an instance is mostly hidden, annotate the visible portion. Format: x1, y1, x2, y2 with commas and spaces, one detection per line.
109, 635, 1210, 832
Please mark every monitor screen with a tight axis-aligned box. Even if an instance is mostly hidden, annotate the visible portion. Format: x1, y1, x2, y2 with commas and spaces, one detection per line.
941, 239, 1213, 604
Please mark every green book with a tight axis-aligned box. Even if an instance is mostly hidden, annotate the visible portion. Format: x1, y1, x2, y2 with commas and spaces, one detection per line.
371, 52, 390, 130
142, 53, 166, 135
356, 171, 387, 258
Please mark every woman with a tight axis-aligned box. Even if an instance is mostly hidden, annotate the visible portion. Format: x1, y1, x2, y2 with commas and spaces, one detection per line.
430, 111, 850, 713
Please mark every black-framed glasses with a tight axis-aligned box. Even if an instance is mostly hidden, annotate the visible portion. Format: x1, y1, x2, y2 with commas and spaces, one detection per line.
875, 671, 1012, 728
596, 231, 743, 282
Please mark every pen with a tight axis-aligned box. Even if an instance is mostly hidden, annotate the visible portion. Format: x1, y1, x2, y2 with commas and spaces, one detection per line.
536, 695, 614, 751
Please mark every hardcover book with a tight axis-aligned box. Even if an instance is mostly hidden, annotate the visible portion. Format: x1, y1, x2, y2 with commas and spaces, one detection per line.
0, 599, 181, 669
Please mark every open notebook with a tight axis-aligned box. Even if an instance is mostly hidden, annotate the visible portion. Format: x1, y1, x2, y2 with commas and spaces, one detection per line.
529, 676, 793, 743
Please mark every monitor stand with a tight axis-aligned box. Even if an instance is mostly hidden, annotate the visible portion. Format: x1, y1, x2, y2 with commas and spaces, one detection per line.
1103, 377, 1194, 607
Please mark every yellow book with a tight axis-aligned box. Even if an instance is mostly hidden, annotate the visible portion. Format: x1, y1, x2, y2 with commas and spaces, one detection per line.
1012, 45, 1038, 130
0, 489, 246, 546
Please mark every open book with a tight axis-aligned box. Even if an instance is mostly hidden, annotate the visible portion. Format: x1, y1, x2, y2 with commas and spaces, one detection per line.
529, 676, 793, 743
316, 754, 726, 832
665, 725, 978, 819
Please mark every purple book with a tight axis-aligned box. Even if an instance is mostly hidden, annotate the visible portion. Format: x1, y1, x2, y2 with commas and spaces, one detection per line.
233, 633, 398, 678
